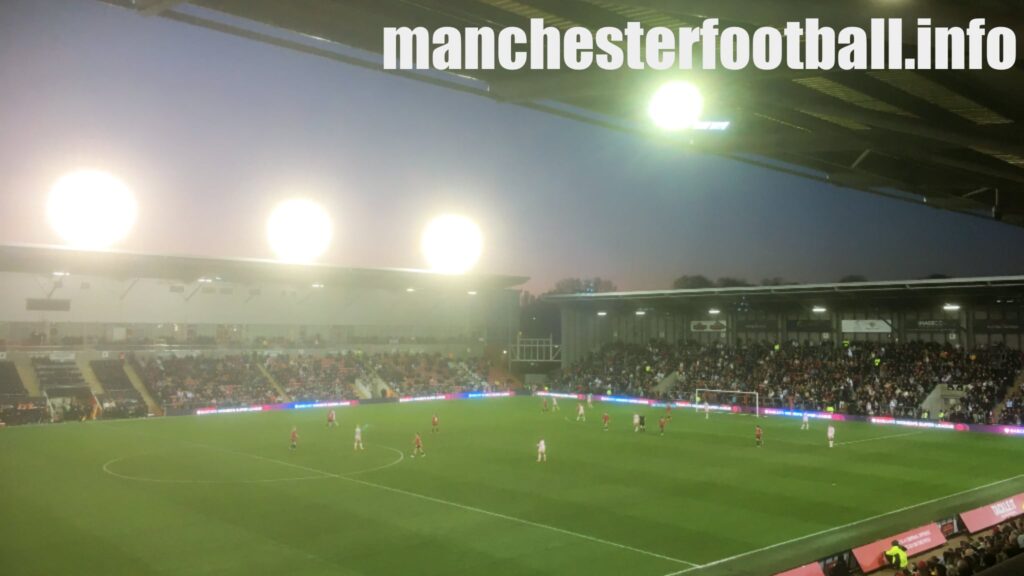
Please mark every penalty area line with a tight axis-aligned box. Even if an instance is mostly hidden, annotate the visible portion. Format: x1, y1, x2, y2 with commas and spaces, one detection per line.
661, 472, 1024, 576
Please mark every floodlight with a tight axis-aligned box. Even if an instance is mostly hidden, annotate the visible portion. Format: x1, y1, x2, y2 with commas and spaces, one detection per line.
708, 308, 721, 315
421, 214, 483, 274
266, 199, 333, 263
47, 170, 136, 249
812, 306, 827, 313
597, 311, 608, 317
648, 81, 704, 131
943, 303, 961, 311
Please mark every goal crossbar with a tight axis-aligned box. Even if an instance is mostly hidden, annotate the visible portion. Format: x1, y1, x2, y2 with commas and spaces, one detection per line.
694, 388, 759, 418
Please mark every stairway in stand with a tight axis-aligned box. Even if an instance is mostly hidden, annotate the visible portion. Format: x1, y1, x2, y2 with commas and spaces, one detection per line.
123, 362, 164, 416
257, 362, 290, 402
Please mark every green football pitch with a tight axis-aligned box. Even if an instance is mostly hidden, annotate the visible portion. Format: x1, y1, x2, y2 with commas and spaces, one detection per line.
3, 397, 1024, 576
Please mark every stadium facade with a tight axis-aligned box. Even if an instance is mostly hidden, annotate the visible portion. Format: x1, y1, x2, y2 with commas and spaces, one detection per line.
547, 276, 1024, 366
0, 245, 525, 355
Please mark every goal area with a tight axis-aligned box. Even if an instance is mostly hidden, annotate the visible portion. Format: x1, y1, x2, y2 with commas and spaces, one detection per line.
694, 388, 759, 418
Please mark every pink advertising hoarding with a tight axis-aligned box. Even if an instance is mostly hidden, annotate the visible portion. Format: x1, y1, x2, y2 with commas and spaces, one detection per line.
960, 494, 1024, 533
852, 523, 946, 573
774, 562, 826, 576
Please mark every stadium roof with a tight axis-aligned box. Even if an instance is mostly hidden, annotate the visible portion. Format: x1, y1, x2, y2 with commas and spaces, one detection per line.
544, 275, 1024, 305
102, 0, 1024, 226
0, 244, 528, 290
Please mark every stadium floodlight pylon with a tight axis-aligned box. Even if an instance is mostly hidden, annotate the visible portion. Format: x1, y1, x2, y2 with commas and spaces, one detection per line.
694, 388, 760, 418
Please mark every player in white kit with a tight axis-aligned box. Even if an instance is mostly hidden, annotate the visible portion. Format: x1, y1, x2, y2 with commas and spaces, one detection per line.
801, 413, 810, 430
827, 424, 836, 448
576, 402, 586, 422
552, 397, 560, 411
633, 413, 640, 432
536, 439, 547, 462
704, 402, 711, 420
354, 424, 364, 451
587, 393, 593, 408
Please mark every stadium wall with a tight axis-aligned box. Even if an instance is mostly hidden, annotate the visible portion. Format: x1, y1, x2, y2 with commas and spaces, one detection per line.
0, 271, 520, 350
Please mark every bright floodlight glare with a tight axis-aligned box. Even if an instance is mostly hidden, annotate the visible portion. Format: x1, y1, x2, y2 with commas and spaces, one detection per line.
420, 214, 483, 275
812, 306, 828, 313
648, 81, 704, 131
266, 199, 333, 263
943, 303, 961, 311
47, 170, 137, 249
708, 308, 721, 315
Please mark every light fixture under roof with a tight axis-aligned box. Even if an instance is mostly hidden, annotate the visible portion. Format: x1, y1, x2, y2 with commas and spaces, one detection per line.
943, 303, 961, 311
597, 311, 608, 317
708, 308, 721, 315
812, 306, 827, 313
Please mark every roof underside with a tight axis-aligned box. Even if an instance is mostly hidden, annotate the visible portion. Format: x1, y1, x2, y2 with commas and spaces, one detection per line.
103, 0, 1024, 226
0, 244, 528, 290
544, 276, 1024, 307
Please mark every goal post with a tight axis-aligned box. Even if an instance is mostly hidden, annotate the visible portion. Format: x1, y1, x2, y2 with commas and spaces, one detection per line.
694, 388, 759, 418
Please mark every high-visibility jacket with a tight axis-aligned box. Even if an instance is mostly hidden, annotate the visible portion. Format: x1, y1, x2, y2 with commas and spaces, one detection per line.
885, 545, 908, 568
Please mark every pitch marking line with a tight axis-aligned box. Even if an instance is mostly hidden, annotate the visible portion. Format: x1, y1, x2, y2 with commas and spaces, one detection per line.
661, 472, 1024, 575
102, 445, 405, 484
836, 430, 925, 447
183, 442, 700, 568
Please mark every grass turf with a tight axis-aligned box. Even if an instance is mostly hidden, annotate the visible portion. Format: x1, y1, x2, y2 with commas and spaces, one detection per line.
2, 397, 1024, 576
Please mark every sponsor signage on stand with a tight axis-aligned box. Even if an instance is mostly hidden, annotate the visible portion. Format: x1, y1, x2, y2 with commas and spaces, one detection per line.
841, 319, 892, 333
690, 320, 728, 333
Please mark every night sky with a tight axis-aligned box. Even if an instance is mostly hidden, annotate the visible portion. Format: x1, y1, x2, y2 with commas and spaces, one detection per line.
2, 0, 1024, 293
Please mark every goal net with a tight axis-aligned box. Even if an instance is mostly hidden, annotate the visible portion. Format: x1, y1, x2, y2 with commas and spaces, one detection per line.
694, 388, 759, 418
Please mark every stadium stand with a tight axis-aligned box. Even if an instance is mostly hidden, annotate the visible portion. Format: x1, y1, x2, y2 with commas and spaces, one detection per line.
0, 360, 27, 396
0, 361, 46, 425
555, 341, 1024, 421
31, 358, 98, 422
90, 359, 147, 419
135, 354, 281, 413
32, 358, 88, 389
371, 352, 490, 397
263, 353, 363, 402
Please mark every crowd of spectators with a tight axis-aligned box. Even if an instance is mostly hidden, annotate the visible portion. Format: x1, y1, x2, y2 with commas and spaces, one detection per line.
556, 340, 1023, 420
132, 352, 491, 408
554, 341, 676, 398
136, 354, 280, 411
263, 353, 364, 401
895, 518, 1024, 576
370, 352, 490, 397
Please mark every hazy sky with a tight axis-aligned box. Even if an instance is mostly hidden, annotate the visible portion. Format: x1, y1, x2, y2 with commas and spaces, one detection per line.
2, 0, 1024, 292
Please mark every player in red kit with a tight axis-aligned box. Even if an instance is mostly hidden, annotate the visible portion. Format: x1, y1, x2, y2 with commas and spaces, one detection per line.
658, 417, 666, 436
326, 409, 337, 428
411, 433, 425, 458
755, 425, 763, 447
542, 398, 549, 412
601, 412, 610, 431
665, 403, 673, 421
431, 414, 439, 433
289, 426, 299, 450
